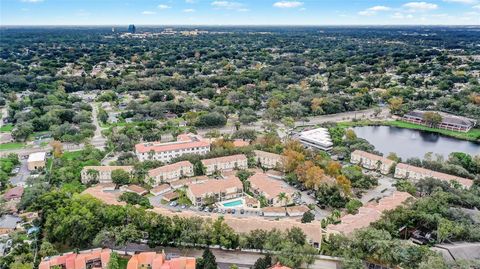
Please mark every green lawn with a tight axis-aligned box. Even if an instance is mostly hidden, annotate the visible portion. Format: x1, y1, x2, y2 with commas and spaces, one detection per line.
0, 124, 13, 133
0, 142, 25, 151
386, 120, 480, 142
118, 257, 129, 269
61, 150, 84, 161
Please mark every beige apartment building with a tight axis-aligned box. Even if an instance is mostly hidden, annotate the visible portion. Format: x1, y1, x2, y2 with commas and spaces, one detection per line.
394, 163, 473, 189
350, 150, 395, 174
186, 176, 243, 206
81, 166, 134, 184
147, 161, 194, 185
201, 154, 248, 175
254, 150, 284, 170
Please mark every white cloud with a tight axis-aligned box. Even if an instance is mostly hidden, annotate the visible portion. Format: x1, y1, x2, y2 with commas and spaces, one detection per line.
391, 12, 414, 19
183, 8, 196, 12
358, 5, 391, 16
473, 4, 480, 8
185, 0, 197, 3
443, 0, 477, 4
403, 2, 438, 12
273, 1, 303, 8
142, 11, 156, 15
157, 4, 171, 9
211, 1, 245, 10
20, 0, 43, 3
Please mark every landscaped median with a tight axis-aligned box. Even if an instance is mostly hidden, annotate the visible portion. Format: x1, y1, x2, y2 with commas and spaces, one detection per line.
335, 119, 480, 142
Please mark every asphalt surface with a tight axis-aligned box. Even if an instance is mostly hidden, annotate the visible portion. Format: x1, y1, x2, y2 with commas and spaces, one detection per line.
9, 159, 30, 186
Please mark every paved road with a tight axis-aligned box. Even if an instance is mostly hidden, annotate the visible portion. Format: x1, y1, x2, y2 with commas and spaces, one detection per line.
114, 244, 341, 269
9, 159, 30, 186
295, 107, 390, 127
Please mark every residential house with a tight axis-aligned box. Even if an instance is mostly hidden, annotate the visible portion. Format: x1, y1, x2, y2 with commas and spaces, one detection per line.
201, 154, 248, 175
39, 248, 111, 269
170, 176, 208, 189
135, 133, 210, 162
350, 150, 395, 174
148, 161, 194, 185
262, 207, 287, 217
120, 185, 148, 196
27, 152, 46, 171
249, 172, 296, 207
186, 176, 243, 206
394, 163, 473, 189
254, 150, 284, 170
0, 215, 21, 235
81, 166, 134, 184
126, 252, 195, 269
150, 184, 172, 196
286, 205, 311, 217
2, 186, 24, 201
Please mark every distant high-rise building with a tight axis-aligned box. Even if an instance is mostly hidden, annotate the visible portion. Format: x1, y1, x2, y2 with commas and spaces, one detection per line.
128, 24, 136, 33
112, 27, 115, 33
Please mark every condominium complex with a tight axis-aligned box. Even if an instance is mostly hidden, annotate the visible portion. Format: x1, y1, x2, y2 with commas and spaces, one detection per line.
147, 161, 194, 185
402, 110, 476, 132
254, 150, 284, 169
394, 163, 473, 188
249, 172, 296, 206
350, 150, 395, 174
39, 248, 111, 269
297, 128, 333, 151
127, 252, 195, 269
201, 154, 248, 175
186, 176, 243, 206
81, 166, 134, 184
135, 133, 210, 162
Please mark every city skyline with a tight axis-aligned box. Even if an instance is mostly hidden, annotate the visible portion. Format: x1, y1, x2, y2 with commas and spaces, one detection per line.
1, 0, 480, 26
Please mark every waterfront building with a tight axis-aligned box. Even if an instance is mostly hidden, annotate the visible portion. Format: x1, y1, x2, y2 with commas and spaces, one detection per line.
394, 163, 473, 188
350, 150, 395, 174
402, 110, 476, 132
297, 128, 333, 151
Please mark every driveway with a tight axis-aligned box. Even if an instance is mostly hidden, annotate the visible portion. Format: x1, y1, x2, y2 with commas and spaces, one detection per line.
359, 174, 397, 204
9, 159, 30, 186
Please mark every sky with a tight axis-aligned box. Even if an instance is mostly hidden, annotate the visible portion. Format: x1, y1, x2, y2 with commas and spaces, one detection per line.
1, 0, 480, 26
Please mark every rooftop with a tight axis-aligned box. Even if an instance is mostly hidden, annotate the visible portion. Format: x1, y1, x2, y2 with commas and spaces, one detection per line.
351, 150, 395, 165
150, 184, 171, 194
396, 163, 473, 188
82, 165, 134, 172
254, 150, 283, 160
405, 110, 476, 126
135, 133, 210, 153
148, 161, 193, 177
0, 214, 21, 229
327, 191, 413, 235
201, 154, 247, 166
249, 172, 295, 199
28, 152, 46, 162
298, 128, 333, 146
3, 186, 24, 200
127, 252, 195, 269
187, 176, 243, 197
39, 248, 111, 269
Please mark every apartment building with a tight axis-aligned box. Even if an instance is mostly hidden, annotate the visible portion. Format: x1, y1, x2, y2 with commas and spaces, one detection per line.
350, 150, 395, 174
394, 163, 473, 189
135, 133, 210, 162
201, 154, 248, 175
402, 110, 476, 132
81, 166, 134, 184
186, 176, 243, 206
254, 150, 284, 169
297, 128, 333, 151
127, 252, 195, 269
249, 172, 296, 207
147, 161, 194, 185
39, 248, 111, 269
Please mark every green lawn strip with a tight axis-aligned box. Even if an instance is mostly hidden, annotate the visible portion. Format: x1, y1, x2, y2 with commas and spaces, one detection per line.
61, 150, 84, 161
385, 120, 480, 142
0, 142, 25, 151
0, 124, 14, 132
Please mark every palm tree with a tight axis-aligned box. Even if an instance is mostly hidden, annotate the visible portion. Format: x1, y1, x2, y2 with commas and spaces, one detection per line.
277, 192, 289, 207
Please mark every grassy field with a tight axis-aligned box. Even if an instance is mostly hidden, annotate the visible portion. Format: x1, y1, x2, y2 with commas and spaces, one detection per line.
0, 124, 13, 132
336, 119, 480, 142
61, 150, 84, 161
0, 142, 25, 151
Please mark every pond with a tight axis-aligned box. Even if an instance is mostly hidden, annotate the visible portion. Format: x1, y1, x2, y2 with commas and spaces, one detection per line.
352, 126, 480, 160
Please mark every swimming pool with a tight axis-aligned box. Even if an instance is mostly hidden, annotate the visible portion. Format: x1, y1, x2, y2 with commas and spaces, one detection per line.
222, 199, 243, 207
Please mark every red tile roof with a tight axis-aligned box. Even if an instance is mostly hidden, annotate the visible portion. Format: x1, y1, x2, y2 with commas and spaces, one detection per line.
396, 163, 473, 188
127, 252, 195, 269
327, 191, 413, 235
135, 133, 210, 153
188, 176, 243, 197
3, 186, 24, 200
249, 172, 295, 199
148, 161, 193, 177
39, 248, 111, 269
201, 154, 247, 166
